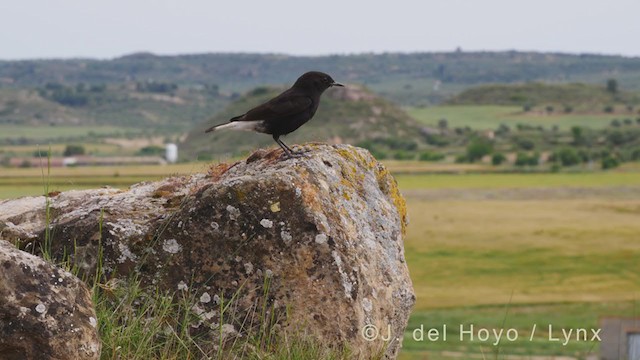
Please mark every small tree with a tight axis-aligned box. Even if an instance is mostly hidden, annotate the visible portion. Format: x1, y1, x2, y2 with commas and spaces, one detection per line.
437, 118, 448, 130
556, 148, 581, 167
63, 144, 85, 157
606, 79, 618, 94
465, 138, 493, 162
491, 153, 506, 165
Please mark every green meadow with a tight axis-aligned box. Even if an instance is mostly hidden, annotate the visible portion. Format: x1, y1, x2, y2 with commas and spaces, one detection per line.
407, 105, 627, 130
1, 163, 639, 359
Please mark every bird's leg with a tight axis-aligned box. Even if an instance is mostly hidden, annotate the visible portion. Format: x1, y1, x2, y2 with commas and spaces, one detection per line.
279, 139, 297, 155
273, 135, 293, 158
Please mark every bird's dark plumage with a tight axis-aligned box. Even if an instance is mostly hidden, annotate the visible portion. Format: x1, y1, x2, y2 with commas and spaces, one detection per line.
204, 71, 343, 158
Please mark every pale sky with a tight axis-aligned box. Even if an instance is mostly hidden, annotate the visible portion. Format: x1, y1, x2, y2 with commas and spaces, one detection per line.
1, 0, 639, 60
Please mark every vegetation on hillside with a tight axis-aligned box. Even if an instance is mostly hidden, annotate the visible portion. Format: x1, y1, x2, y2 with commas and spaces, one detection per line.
180, 86, 430, 160
445, 81, 640, 112
3, 51, 640, 106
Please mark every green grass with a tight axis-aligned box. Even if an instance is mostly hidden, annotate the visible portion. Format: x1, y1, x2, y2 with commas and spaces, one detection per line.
407, 105, 628, 130
3, 161, 639, 358
396, 170, 640, 190
398, 174, 640, 358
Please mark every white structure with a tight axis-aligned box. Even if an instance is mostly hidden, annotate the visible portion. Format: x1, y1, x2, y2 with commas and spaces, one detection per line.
165, 143, 178, 163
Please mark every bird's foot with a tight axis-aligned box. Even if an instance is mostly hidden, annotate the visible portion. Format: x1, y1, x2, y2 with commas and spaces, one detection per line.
280, 148, 309, 160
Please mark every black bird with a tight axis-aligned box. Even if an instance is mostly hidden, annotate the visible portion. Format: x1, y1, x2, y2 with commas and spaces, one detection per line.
204, 71, 343, 158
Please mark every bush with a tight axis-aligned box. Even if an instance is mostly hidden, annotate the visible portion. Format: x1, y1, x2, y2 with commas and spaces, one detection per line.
516, 138, 535, 150
63, 144, 86, 157
465, 138, 493, 162
491, 153, 506, 165
455, 154, 469, 163
555, 148, 581, 167
601, 155, 620, 170
515, 152, 539, 166
604, 105, 615, 114
137, 145, 165, 156
393, 151, 415, 160
424, 134, 449, 147
419, 151, 445, 162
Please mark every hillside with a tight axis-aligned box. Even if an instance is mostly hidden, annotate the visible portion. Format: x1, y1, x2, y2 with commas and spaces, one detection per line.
180, 86, 428, 160
3, 51, 640, 106
0, 83, 228, 131
446, 82, 640, 109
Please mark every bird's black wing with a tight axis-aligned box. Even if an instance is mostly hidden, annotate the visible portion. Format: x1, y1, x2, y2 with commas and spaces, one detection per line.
236, 92, 312, 122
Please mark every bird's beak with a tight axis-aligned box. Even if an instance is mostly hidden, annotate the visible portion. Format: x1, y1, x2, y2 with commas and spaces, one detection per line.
331, 82, 344, 87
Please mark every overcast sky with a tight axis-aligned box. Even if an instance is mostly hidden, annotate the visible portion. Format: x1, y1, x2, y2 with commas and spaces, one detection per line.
1, 0, 639, 60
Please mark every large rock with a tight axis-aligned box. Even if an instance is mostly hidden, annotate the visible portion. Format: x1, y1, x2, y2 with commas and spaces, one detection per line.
0, 240, 100, 359
0, 144, 414, 359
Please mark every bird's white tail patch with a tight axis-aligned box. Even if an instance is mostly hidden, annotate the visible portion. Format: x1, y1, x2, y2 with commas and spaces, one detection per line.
215, 121, 262, 131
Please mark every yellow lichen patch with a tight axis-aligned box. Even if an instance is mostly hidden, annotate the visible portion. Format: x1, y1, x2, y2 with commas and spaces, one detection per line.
335, 146, 375, 171
375, 165, 408, 234
235, 188, 246, 202
270, 202, 281, 212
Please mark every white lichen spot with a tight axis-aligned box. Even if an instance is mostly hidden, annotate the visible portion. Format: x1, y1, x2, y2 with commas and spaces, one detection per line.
260, 219, 273, 228
18, 306, 29, 318
226, 205, 240, 220
332, 251, 353, 300
244, 262, 254, 275
162, 239, 182, 254
270, 202, 281, 212
213, 294, 221, 305
191, 304, 205, 315
177, 281, 188, 291
200, 292, 211, 303
210, 221, 219, 231
35, 303, 46, 314
89, 317, 97, 328
117, 243, 138, 263
362, 298, 373, 313
265, 269, 273, 278
315, 234, 328, 245
280, 230, 293, 243
295, 187, 302, 197
221, 324, 237, 338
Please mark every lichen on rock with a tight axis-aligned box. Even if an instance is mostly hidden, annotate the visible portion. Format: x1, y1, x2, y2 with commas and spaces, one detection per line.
0, 144, 414, 359
0, 240, 100, 359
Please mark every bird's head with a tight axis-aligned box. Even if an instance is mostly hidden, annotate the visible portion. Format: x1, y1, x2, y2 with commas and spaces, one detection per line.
294, 71, 343, 93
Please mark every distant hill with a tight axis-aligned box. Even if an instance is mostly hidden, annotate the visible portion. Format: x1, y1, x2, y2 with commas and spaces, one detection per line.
0, 83, 228, 131
180, 86, 428, 160
3, 51, 640, 106
445, 82, 640, 111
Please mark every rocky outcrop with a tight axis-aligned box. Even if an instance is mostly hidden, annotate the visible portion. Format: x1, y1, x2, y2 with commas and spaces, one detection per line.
0, 240, 100, 359
0, 144, 414, 359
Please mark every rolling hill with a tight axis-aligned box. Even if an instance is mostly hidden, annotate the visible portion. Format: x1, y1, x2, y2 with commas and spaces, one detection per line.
3, 51, 640, 107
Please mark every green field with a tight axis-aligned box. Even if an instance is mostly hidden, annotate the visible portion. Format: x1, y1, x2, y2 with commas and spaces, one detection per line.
407, 105, 627, 130
1, 163, 638, 359
0, 124, 145, 141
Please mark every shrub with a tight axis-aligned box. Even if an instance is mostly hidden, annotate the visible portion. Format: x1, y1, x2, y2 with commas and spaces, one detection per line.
419, 151, 445, 162
601, 155, 620, 170
515, 152, 539, 166
555, 148, 581, 167
393, 151, 415, 160
465, 138, 493, 162
491, 153, 506, 165
137, 145, 165, 156
63, 144, 85, 157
